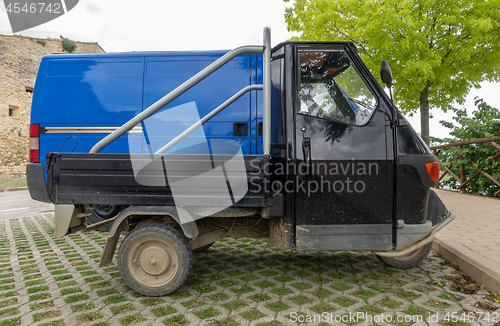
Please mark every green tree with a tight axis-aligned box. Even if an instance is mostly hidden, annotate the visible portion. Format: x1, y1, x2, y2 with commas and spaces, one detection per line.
433, 98, 500, 197
284, 0, 500, 145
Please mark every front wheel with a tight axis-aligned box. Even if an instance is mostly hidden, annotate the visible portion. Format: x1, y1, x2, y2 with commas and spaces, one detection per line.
376, 242, 433, 269
117, 223, 193, 296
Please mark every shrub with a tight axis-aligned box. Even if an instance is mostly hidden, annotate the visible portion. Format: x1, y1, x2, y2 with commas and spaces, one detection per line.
61, 38, 77, 53
432, 98, 500, 197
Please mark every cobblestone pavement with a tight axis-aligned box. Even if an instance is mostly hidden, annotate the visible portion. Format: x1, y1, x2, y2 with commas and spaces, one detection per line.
0, 215, 499, 326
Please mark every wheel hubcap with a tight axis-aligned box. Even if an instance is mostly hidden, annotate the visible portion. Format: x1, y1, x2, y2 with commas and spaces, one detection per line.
128, 239, 179, 287
139, 246, 169, 275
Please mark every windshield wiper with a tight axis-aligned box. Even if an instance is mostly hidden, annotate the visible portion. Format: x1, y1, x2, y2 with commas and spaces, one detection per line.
348, 98, 375, 110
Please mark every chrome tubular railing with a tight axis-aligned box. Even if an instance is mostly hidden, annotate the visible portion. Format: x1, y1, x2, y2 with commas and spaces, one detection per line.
90, 27, 272, 155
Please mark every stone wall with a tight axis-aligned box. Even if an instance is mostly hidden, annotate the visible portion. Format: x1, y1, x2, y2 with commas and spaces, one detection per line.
0, 35, 104, 178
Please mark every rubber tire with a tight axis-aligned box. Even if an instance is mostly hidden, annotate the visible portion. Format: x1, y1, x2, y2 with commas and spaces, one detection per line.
192, 242, 215, 252
376, 242, 433, 269
85, 205, 121, 231
117, 223, 193, 296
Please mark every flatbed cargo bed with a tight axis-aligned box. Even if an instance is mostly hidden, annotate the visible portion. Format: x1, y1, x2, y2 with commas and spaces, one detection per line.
46, 153, 269, 207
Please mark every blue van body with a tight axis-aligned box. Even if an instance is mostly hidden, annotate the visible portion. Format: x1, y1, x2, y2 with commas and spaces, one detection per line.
31, 51, 265, 174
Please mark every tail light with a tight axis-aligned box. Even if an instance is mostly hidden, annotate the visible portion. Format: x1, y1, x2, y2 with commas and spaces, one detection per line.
29, 123, 40, 163
425, 162, 439, 183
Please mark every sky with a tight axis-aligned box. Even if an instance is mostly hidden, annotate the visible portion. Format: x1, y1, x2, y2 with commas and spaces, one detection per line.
1, 0, 498, 140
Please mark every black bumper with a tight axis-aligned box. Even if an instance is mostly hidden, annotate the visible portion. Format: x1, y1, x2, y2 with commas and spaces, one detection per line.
26, 163, 51, 203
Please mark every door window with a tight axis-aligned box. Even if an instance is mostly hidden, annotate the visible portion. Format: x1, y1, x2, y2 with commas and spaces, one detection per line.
298, 51, 377, 125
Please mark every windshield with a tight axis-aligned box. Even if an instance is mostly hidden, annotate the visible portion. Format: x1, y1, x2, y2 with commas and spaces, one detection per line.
298, 51, 377, 125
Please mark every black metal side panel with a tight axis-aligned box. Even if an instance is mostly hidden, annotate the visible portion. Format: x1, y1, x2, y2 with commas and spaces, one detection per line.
47, 153, 269, 207
396, 164, 429, 225
396, 136, 439, 224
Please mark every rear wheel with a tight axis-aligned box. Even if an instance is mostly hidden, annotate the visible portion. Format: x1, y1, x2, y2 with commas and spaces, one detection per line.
376, 242, 433, 269
117, 223, 193, 296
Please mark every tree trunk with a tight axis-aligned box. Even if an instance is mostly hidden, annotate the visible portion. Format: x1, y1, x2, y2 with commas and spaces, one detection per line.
419, 81, 431, 146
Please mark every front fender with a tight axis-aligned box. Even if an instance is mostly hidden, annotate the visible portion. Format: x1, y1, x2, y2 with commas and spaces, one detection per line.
99, 206, 199, 267
427, 190, 450, 226
107, 206, 198, 239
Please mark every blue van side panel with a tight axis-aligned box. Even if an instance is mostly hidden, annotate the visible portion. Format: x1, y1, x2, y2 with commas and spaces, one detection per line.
35, 57, 144, 126
32, 56, 145, 172
142, 54, 257, 155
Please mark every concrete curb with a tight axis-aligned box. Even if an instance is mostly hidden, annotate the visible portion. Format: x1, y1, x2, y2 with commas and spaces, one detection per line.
433, 236, 500, 295
1, 187, 28, 192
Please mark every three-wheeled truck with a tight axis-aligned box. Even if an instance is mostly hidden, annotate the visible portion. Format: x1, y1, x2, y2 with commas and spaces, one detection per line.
27, 28, 454, 296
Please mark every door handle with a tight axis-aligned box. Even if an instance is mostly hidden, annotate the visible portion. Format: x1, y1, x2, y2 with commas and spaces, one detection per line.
302, 137, 311, 166
233, 122, 248, 136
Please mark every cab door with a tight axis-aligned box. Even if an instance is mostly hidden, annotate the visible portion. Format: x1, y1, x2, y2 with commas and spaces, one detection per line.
292, 45, 393, 251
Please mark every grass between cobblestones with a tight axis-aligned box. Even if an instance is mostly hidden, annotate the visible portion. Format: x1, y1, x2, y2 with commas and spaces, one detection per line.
0, 215, 498, 325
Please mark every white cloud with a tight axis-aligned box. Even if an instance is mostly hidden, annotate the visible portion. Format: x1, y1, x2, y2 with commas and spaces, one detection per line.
84, 0, 103, 14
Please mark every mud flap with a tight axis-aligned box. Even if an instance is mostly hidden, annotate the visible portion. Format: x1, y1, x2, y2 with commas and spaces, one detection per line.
99, 223, 124, 267
54, 204, 84, 238
54, 205, 75, 238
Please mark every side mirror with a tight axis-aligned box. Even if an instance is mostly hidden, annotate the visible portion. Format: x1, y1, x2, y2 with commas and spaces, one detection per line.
380, 60, 393, 88
380, 59, 398, 127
